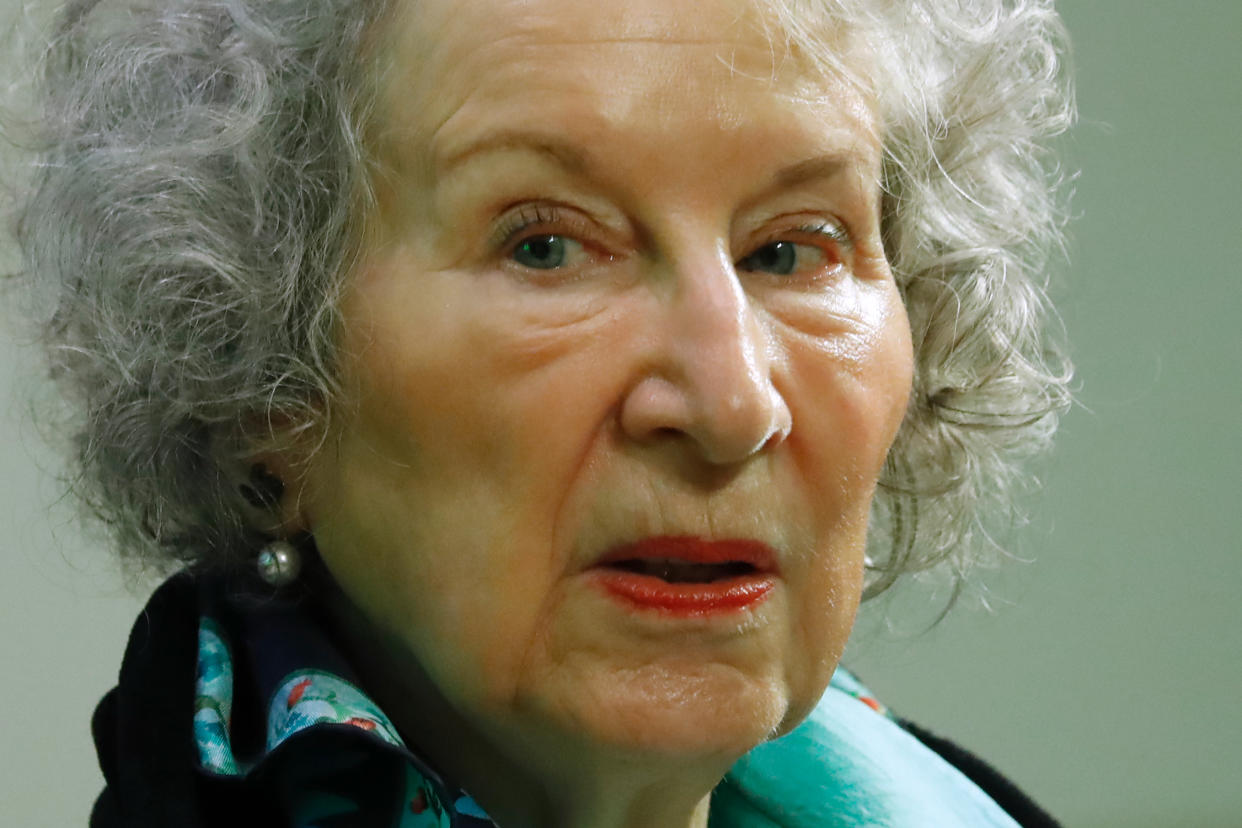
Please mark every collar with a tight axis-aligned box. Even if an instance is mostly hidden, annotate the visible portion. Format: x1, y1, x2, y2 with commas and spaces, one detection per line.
193, 578, 493, 827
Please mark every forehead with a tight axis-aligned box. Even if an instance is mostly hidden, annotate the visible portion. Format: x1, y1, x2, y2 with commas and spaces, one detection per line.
397, 0, 799, 79
374, 0, 877, 152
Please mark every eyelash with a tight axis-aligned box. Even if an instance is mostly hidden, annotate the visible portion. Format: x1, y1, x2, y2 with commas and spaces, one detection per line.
776, 221, 850, 267
787, 221, 849, 247
492, 204, 578, 252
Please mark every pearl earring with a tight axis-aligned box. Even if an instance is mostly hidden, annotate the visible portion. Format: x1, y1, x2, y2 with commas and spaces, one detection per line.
257, 539, 302, 587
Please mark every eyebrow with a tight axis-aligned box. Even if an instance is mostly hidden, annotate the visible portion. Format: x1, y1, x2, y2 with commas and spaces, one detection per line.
436, 129, 868, 196
436, 129, 590, 177
767, 155, 854, 191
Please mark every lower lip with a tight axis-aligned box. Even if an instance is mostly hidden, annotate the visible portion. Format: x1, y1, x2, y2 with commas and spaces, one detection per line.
590, 570, 776, 616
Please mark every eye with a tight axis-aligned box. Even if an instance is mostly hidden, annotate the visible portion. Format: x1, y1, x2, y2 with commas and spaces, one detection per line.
736, 222, 848, 280
739, 241, 800, 275
737, 240, 835, 278
494, 204, 597, 273
512, 234, 577, 269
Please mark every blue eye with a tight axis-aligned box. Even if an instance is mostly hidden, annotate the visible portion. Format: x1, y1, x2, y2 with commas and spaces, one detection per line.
513, 235, 568, 269
737, 223, 846, 279
739, 241, 799, 275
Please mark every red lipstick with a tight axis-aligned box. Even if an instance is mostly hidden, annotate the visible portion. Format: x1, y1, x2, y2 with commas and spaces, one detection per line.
590, 536, 777, 616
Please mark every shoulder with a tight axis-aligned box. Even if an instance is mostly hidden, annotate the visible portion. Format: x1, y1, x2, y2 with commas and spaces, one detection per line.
89, 574, 282, 828
897, 718, 1061, 828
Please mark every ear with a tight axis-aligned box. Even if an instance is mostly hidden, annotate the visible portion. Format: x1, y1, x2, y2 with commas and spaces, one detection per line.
243, 444, 318, 538
238, 415, 325, 538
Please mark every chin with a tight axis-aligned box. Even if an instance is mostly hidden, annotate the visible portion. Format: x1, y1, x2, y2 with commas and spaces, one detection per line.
533, 661, 791, 761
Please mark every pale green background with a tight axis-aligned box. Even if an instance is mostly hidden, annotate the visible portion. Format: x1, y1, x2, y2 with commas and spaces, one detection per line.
2, 2, 1239, 826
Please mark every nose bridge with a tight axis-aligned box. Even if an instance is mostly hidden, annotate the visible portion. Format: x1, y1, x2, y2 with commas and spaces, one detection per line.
671, 249, 761, 394
658, 246, 790, 462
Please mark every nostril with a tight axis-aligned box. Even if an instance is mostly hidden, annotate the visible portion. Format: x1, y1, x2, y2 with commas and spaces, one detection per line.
759, 429, 784, 454
618, 375, 694, 445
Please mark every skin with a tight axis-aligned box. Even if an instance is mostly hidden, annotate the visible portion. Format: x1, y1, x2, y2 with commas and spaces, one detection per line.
273, 0, 914, 825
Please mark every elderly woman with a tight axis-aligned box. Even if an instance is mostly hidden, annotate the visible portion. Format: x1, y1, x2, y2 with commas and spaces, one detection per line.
12, 0, 1072, 825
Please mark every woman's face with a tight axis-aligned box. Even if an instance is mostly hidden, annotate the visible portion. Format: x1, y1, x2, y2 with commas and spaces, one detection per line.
296, 0, 911, 772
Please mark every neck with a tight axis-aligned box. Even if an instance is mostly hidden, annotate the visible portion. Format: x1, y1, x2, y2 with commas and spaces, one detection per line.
321, 584, 725, 828
433, 727, 720, 828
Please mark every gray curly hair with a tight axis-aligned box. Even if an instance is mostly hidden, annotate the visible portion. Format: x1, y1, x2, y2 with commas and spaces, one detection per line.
9, 0, 1073, 592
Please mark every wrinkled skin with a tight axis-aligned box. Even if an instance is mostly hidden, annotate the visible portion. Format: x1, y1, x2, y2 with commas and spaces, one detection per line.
274, 0, 913, 825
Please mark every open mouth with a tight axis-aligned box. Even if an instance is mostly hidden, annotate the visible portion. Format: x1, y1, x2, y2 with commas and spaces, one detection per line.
589, 536, 777, 615
601, 558, 758, 583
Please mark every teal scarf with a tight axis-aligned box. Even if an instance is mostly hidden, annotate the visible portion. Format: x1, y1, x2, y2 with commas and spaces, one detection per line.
712, 669, 1020, 826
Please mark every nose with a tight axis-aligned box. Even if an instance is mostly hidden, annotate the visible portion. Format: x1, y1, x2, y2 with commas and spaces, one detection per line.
619, 251, 792, 466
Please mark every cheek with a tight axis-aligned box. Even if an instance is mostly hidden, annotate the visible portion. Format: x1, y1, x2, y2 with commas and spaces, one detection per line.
779, 486, 869, 715
784, 308, 912, 521
774, 292, 911, 721
306, 270, 642, 711
769, 473, 869, 734
311, 454, 567, 716
303, 382, 535, 708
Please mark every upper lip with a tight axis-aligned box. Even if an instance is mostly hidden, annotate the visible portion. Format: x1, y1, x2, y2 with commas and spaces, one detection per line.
593, 535, 778, 574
